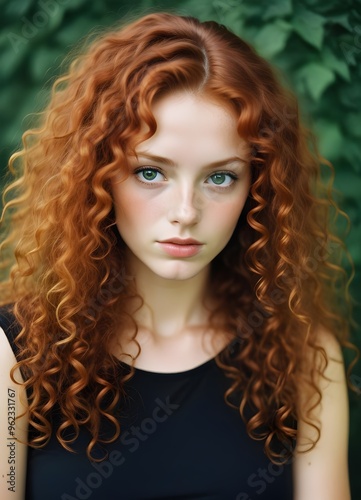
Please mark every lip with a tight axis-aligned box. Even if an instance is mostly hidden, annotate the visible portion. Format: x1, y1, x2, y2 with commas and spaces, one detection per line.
157, 238, 203, 257
158, 238, 203, 245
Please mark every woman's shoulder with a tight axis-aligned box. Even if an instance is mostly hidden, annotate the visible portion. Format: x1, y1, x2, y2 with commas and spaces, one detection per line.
0, 305, 28, 500
293, 326, 351, 499
304, 325, 344, 375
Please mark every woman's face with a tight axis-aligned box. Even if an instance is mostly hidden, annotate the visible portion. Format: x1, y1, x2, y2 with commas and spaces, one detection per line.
112, 92, 250, 281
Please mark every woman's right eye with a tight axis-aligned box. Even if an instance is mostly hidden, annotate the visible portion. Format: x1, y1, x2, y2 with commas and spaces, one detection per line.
134, 167, 165, 183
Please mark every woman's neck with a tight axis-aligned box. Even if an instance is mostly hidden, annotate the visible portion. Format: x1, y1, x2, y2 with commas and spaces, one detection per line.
127, 256, 212, 341
114, 251, 233, 372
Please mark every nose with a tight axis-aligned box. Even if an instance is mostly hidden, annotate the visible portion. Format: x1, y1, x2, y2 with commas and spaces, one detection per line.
168, 183, 201, 226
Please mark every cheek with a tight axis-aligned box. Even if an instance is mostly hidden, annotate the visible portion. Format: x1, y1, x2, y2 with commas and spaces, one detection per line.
212, 197, 247, 230
113, 187, 163, 229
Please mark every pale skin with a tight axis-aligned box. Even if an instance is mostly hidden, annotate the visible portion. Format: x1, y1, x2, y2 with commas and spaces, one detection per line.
112, 92, 251, 371
0, 92, 350, 499
0, 331, 27, 499
293, 330, 351, 500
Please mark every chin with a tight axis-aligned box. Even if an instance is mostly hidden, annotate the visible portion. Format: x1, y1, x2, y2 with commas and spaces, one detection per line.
154, 270, 202, 281
149, 262, 208, 282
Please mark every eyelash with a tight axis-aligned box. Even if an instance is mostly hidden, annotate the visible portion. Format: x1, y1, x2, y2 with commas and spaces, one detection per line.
133, 167, 239, 189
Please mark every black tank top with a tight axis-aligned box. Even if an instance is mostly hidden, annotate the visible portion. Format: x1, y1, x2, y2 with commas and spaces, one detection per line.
0, 307, 294, 499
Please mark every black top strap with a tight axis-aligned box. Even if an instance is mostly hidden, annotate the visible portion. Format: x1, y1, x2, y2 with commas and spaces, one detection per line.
0, 304, 21, 358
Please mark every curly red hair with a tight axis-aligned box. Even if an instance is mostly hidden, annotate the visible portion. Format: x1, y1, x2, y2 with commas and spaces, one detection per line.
0, 12, 354, 462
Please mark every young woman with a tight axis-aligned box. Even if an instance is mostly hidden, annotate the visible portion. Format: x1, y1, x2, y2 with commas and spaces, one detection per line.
0, 12, 353, 500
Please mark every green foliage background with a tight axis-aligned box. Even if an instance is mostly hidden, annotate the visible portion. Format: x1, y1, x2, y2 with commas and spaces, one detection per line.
1, 0, 360, 495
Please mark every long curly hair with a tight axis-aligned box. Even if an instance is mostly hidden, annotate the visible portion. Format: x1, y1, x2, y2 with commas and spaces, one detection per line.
0, 12, 354, 462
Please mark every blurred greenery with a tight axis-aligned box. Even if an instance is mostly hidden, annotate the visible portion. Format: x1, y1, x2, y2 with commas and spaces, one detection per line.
1, 0, 360, 495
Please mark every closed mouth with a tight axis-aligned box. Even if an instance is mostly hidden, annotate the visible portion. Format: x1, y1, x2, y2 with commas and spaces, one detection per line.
158, 238, 202, 245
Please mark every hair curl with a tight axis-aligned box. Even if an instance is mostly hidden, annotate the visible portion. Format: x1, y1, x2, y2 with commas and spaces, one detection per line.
0, 12, 355, 462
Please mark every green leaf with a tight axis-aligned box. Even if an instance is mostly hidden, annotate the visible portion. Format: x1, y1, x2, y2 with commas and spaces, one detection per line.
54, 16, 95, 46
313, 119, 343, 161
211, 0, 241, 17
328, 13, 353, 32
0, 34, 29, 78
338, 81, 361, 110
292, 5, 326, 49
322, 46, 350, 81
176, 0, 214, 20
262, 0, 292, 20
0, 83, 25, 126
218, 12, 244, 36
341, 140, 361, 172
253, 20, 292, 58
29, 46, 62, 83
3, 0, 32, 19
344, 113, 361, 138
334, 172, 361, 202
58, 0, 89, 9
297, 63, 335, 100
338, 38, 361, 66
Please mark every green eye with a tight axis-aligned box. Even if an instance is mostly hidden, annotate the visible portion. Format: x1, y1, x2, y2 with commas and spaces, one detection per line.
134, 167, 164, 183
208, 172, 236, 187
142, 169, 158, 181
211, 173, 227, 185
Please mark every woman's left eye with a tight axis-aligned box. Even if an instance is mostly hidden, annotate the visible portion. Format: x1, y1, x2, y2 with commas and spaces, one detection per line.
206, 172, 237, 187
135, 168, 165, 183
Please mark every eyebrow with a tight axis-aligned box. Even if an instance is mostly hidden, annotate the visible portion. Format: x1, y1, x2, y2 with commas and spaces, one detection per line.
134, 152, 247, 169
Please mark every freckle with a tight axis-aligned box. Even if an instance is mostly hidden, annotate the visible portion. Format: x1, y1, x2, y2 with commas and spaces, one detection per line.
308, 462, 311, 466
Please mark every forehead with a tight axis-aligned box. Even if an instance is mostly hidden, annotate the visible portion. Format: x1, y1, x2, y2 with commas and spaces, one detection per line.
151, 91, 238, 131
134, 92, 247, 163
